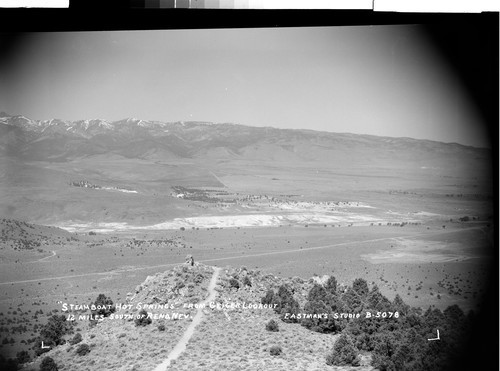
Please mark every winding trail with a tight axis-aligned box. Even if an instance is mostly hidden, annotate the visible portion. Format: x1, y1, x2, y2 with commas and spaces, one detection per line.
151, 266, 221, 371
35, 250, 56, 263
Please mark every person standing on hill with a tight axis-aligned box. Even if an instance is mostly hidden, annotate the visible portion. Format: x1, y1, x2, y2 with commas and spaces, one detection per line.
185, 254, 194, 266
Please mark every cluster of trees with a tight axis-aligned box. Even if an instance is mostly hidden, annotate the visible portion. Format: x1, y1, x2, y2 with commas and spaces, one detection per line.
262, 277, 474, 370
34, 314, 74, 357
326, 333, 360, 366
261, 284, 300, 323
171, 186, 225, 203
351, 304, 475, 371
25, 294, 114, 359
0, 355, 59, 371
0, 315, 74, 370
0, 354, 23, 371
0, 294, 115, 369
69, 180, 101, 189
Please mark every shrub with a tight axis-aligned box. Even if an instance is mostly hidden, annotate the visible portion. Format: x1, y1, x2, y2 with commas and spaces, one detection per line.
16, 350, 31, 364
274, 285, 301, 323
325, 275, 338, 294
266, 319, 279, 332
392, 294, 410, 315
261, 286, 301, 323
367, 285, 392, 312
341, 287, 364, 312
69, 332, 82, 345
370, 333, 400, 370
242, 276, 252, 287
301, 300, 338, 334
261, 289, 275, 305
194, 273, 204, 284
269, 345, 282, 356
35, 314, 73, 355
75, 343, 91, 356
228, 278, 240, 289
40, 356, 58, 371
158, 324, 166, 331
326, 333, 360, 366
134, 309, 152, 327
352, 278, 369, 297
307, 284, 330, 303
0, 355, 17, 371
92, 294, 115, 317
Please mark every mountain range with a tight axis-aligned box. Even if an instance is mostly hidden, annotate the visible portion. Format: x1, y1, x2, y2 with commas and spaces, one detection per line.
0, 112, 490, 165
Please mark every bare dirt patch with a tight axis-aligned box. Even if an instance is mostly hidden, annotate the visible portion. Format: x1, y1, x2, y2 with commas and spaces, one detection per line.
360, 239, 473, 264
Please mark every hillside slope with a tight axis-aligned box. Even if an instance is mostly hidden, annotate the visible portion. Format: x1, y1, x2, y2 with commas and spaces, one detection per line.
23, 262, 357, 371
0, 218, 74, 251
7, 257, 487, 371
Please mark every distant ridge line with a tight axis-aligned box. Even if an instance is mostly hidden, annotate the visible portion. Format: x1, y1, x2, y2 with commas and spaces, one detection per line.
0, 112, 489, 149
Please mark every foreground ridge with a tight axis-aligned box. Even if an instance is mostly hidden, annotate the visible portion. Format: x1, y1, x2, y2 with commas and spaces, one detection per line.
152, 266, 222, 371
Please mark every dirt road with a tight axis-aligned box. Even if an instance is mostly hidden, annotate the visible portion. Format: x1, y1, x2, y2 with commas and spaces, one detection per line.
0, 226, 484, 286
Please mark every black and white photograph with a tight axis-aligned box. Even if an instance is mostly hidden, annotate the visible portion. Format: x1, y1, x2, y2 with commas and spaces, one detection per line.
0, 10, 497, 371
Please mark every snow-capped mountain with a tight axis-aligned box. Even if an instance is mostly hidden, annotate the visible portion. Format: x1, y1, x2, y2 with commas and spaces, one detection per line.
0, 112, 491, 165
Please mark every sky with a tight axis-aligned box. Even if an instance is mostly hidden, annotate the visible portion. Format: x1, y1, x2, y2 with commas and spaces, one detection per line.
0, 26, 491, 148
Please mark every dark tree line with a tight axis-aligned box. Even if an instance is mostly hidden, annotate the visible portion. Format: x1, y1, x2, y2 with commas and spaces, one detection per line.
261, 277, 479, 370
